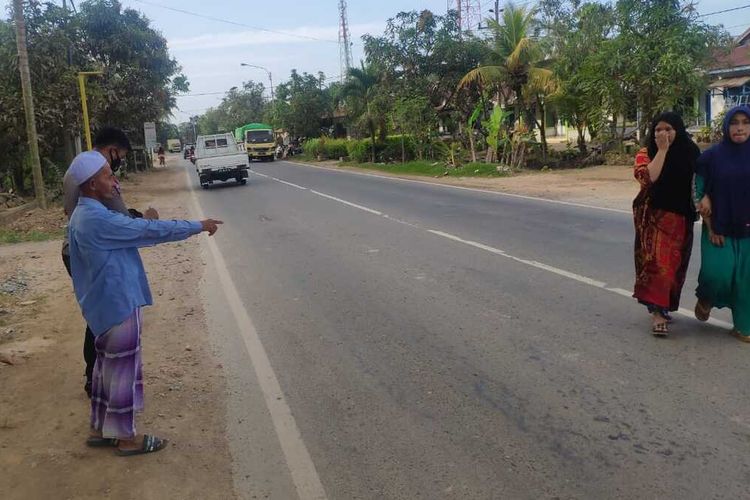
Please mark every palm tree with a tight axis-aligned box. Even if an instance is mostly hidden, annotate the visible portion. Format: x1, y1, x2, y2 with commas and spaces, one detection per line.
341, 63, 379, 162
458, 4, 554, 156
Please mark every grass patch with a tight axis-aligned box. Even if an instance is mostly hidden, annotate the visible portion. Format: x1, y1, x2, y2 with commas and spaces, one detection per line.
0, 229, 64, 245
338, 160, 511, 178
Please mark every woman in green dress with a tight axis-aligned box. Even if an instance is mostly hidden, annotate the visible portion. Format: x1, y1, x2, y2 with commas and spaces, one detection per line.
694, 105, 750, 342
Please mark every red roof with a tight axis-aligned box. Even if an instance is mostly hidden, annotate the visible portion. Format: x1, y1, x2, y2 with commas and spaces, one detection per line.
715, 45, 750, 70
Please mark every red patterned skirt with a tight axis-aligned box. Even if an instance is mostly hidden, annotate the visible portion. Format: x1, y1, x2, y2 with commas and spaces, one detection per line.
633, 197, 693, 311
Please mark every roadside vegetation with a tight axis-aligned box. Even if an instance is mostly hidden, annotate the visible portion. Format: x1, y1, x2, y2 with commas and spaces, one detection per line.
0, 228, 64, 244
188, 1, 731, 175
0, 1, 734, 200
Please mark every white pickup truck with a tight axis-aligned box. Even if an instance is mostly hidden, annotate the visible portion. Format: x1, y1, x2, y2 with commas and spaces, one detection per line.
194, 133, 249, 188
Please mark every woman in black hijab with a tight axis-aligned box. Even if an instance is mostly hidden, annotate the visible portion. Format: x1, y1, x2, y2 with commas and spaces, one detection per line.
632, 112, 701, 336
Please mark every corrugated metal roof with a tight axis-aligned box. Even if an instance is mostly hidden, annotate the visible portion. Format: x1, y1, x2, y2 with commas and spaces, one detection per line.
708, 76, 750, 89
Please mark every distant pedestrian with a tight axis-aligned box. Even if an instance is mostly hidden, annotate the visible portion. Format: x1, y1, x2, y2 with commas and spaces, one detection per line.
693, 105, 750, 342
157, 145, 165, 166
632, 112, 700, 336
62, 127, 157, 398
67, 150, 222, 455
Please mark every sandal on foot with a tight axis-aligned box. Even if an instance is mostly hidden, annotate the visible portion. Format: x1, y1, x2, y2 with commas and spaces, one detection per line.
731, 330, 750, 343
86, 436, 119, 447
652, 322, 669, 337
115, 435, 168, 456
695, 301, 711, 322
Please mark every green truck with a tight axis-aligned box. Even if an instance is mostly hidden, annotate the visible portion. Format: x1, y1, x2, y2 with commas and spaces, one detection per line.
234, 123, 275, 161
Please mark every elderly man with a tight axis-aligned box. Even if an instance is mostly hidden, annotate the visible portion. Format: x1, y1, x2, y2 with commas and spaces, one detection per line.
67, 150, 221, 456
62, 127, 157, 398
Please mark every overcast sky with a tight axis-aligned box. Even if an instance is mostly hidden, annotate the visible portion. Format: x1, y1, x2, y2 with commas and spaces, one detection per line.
2, 0, 746, 124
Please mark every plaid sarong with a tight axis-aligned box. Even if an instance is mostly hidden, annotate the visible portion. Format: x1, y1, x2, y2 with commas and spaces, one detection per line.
90, 308, 144, 440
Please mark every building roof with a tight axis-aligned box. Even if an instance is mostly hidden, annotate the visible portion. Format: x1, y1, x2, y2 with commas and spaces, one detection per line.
708, 75, 750, 89
711, 29, 750, 73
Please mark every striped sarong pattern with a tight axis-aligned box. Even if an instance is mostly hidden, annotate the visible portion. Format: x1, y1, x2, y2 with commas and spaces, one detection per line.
90, 308, 144, 440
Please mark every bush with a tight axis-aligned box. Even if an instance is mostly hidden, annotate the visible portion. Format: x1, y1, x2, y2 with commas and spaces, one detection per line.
347, 136, 417, 163
324, 139, 349, 160
302, 138, 323, 158
302, 138, 350, 160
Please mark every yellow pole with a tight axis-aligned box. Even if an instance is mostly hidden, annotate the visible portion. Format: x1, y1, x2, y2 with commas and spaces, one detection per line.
77, 71, 102, 151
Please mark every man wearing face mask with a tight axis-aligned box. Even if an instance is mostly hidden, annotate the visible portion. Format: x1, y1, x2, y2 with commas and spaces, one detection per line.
62, 126, 158, 397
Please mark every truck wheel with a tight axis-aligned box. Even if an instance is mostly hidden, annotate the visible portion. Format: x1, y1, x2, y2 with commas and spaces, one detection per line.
239, 179, 247, 185
268, 156, 275, 162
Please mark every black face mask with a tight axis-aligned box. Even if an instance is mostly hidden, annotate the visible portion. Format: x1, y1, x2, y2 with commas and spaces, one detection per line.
109, 150, 122, 172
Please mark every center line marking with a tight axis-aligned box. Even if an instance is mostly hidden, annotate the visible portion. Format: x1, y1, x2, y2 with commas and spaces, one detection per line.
251, 167, 733, 331
427, 229, 733, 329
309, 190, 383, 215
283, 160, 632, 215
274, 178, 308, 190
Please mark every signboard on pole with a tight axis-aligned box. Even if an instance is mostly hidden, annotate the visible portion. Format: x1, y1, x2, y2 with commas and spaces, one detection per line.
144, 122, 157, 152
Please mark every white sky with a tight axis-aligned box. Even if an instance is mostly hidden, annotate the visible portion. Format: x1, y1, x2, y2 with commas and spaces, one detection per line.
1, 0, 745, 124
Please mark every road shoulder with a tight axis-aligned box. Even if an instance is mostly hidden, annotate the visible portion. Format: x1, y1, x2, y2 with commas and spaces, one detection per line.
0, 163, 235, 499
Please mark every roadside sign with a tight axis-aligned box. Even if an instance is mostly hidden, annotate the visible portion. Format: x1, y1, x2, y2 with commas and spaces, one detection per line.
144, 122, 157, 152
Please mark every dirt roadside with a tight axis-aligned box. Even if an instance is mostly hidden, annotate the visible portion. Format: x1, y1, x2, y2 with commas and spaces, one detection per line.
0, 159, 235, 499
291, 160, 639, 212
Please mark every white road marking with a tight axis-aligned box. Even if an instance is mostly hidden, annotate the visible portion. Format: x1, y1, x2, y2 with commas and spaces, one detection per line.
282, 160, 632, 215
253, 166, 734, 331
273, 177, 308, 190
187, 170, 327, 500
253, 171, 270, 178
427, 229, 733, 330
309, 190, 383, 215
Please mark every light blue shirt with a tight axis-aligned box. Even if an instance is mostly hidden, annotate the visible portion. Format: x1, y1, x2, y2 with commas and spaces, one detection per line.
69, 197, 203, 336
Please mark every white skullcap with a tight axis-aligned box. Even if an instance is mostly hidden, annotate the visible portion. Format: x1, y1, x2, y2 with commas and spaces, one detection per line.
67, 150, 108, 186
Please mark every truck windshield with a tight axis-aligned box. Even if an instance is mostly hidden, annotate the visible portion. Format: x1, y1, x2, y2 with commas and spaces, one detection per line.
247, 130, 273, 143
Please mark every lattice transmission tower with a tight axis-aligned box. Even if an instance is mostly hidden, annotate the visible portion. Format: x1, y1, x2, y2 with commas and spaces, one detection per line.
454, 0, 483, 33
338, 0, 353, 82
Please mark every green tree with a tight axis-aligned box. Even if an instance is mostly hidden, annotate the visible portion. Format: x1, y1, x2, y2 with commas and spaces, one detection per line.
0, 2, 83, 190
393, 96, 437, 160
540, 0, 614, 152
458, 5, 550, 122
576, 0, 730, 144
220, 82, 267, 130
363, 10, 487, 136
156, 122, 179, 146
272, 70, 331, 137
79, 0, 189, 138
458, 4, 554, 157
341, 63, 380, 162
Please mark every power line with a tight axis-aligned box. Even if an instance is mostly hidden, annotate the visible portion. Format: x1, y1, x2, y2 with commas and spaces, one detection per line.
178, 91, 230, 97
698, 3, 750, 17
131, 0, 338, 44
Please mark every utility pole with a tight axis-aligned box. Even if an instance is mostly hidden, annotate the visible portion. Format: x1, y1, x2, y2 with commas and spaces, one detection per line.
78, 71, 103, 150
12, 0, 46, 209
338, 0, 353, 82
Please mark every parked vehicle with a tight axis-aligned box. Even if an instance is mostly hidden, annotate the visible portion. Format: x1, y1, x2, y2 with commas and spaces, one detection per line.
235, 123, 275, 161
194, 133, 249, 188
167, 138, 181, 153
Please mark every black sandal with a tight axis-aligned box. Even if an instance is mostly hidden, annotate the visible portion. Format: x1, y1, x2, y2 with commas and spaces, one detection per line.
115, 435, 168, 456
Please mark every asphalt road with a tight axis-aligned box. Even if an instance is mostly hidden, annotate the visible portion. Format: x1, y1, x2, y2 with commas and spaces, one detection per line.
188, 158, 749, 500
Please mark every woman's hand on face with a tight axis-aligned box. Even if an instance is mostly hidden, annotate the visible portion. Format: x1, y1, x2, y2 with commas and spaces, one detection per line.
655, 131, 671, 152
697, 195, 712, 218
